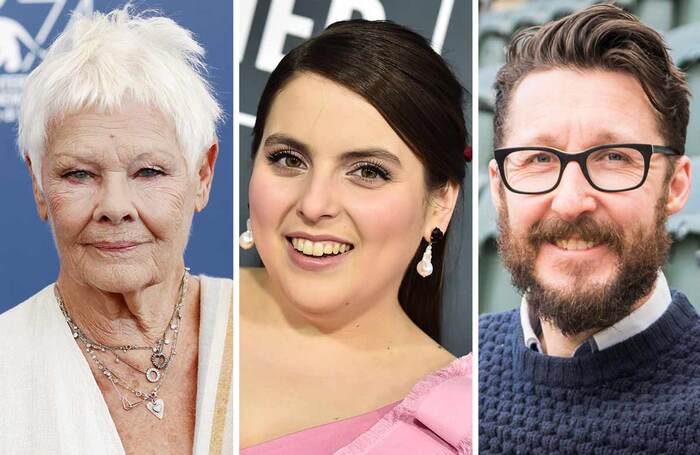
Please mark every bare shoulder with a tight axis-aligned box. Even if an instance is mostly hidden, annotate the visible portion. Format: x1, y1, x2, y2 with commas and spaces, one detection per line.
370, 322, 456, 393
413, 335, 458, 376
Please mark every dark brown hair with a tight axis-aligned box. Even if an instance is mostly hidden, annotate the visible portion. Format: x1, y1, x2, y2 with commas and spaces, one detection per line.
493, 4, 690, 157
252, 20, 468, 342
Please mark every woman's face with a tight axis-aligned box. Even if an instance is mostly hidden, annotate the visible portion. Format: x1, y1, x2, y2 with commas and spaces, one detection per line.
34, 103, 212, 293
250, 73, 446, 317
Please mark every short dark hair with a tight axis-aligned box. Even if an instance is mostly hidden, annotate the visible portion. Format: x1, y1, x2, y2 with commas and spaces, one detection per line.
493, 4, 690, 158
252, 20, 469, 342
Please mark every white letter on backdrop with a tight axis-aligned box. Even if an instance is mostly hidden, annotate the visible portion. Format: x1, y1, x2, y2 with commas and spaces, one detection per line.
326, 0, 386, 26
256, 0, 314, 73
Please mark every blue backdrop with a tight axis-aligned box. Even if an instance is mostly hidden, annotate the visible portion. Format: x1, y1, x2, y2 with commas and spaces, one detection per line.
0, 0, 233, 312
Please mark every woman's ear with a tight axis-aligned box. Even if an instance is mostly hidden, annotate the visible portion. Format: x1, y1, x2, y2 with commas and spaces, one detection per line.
25, 156, 48, 221
194, 142, 219, 212
423, 181, 460, 240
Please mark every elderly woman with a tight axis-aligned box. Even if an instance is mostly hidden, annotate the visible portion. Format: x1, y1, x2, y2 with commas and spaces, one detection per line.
0, 8, 232, 454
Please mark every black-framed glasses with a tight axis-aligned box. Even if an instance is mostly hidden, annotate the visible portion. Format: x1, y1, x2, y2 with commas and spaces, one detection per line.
494, 143, 682, 194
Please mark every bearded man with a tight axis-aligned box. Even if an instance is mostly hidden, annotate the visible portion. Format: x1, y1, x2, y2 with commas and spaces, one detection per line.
479, 5, 700, 453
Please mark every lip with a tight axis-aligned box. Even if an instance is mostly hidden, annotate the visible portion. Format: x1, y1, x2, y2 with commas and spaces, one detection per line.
540, 241, 609, 257
285, 237, 353, 271
89, 241, 144, 252
284, 231, 353, 245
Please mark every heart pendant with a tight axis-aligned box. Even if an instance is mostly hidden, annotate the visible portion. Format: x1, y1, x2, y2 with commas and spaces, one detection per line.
146, 398, 165, 420
151, 352, 168, 369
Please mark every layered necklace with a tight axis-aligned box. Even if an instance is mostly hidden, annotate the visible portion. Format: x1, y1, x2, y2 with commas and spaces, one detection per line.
55, 268, 189, 420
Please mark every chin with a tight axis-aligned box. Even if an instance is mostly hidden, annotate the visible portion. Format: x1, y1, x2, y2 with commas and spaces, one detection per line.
281, 284, 355, 317
79, 264, 158, 294
537, 267, 616, 293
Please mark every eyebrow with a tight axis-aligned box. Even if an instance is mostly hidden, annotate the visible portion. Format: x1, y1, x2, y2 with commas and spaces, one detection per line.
341, 149, 402, 167
264, 133, 309, 154
519, 131, 633, 150
50, 149, 175, 165
264, 133, 402, 166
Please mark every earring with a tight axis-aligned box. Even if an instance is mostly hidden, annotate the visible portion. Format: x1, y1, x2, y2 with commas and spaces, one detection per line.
416, 227, 443, 278
239, 218, 254, 250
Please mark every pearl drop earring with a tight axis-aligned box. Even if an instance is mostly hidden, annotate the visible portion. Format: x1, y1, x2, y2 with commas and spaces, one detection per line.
239, 218, 254, 250
416, 227, 443, 278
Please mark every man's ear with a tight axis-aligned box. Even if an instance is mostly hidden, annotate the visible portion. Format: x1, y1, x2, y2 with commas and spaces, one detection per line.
665, 156, 691, 216
25, 155, 48, 221
194, 142, 219, 212
489, 159, 504, 213
423, 181, 460, 240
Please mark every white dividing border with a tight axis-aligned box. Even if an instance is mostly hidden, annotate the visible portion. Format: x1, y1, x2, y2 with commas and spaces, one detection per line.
233, 0, 241, 453
471, 0, 480, 452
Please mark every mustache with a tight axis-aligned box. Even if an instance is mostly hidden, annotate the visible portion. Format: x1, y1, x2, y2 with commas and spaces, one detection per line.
527, 216, 625, 255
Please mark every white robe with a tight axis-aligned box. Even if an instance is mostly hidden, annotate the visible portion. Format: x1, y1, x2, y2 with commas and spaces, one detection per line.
0, 276, 233, 454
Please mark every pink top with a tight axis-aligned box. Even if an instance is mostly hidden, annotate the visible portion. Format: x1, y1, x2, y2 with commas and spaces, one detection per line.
242, 355, 472, 454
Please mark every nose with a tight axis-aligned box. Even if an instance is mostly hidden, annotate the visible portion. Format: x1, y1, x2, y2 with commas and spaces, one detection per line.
93, 173, 138, 224
296, 170, 341, 223
550, 161, 597, 221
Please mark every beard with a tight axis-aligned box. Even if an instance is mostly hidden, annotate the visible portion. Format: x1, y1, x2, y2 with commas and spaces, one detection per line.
497, 189, 672, 337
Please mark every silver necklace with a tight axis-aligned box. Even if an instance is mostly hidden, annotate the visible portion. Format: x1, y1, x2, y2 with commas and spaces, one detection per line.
56, 269, 189, 420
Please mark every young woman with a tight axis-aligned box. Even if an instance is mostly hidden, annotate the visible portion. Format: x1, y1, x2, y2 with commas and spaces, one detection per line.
240, 20, 471, 454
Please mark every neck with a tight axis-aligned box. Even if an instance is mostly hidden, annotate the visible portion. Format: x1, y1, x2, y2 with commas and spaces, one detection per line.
539, 322, 595, 357
537, 284, 655, 358
57, 266, 187, 347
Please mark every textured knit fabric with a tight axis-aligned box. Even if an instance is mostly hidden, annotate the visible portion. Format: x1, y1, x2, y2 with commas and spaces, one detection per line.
243, 355, 472, 455
479, 291, 700, 454
0, 276, 233, 454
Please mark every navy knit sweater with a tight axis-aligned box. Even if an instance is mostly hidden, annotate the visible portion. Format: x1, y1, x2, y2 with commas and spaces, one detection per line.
479, 291, 700, 454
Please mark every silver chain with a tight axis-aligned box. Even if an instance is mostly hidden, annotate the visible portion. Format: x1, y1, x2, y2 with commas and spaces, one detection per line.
55, 268, 189, 412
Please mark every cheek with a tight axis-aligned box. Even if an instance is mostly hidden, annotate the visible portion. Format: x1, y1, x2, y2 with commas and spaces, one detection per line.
506, 194, 550, 235
346, 186, 426, 263
136, 179, 192, 240
248, 167, 293, 235
44, 184, 95, 239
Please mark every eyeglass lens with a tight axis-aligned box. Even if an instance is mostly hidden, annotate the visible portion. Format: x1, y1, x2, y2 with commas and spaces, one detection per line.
503, 147, 646, 192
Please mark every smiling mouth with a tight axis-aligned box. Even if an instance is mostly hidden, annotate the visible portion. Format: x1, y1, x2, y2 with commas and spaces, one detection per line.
288, 237, 354, 257
553, 238, 600, 251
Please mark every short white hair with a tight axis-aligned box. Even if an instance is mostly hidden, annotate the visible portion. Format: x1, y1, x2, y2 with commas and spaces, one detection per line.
18, 5, 222, 187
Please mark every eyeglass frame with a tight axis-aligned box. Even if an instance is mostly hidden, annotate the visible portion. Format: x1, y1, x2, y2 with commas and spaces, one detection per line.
493, 143, 683, 195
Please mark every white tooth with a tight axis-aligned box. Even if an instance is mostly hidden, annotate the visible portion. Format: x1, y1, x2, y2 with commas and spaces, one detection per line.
333, 243, 340, 254
323, 243, 333, 255
340, 244, 347, 253
312, 242, 324, 256
303, 240, 313, 255
292, 238, 298, 249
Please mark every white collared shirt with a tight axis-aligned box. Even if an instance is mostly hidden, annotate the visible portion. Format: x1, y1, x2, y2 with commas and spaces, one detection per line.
520, 272, 672, 355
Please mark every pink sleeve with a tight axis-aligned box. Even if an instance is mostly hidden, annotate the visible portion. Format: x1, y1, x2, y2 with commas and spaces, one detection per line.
335, 354, 473, 455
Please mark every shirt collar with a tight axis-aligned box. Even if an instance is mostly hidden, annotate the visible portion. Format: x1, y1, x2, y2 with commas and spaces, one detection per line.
520, 272, 671, 355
